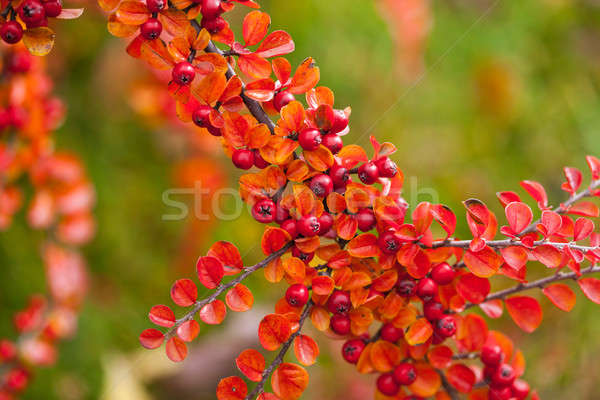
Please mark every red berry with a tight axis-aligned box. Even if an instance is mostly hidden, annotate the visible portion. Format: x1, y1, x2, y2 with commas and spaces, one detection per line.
329, 313, 350, 335
172, 61, 195, 85
397, 279, 416, 297
232, 148, 254, 170
291, 246, 314, 263
297, 215, 320, 237
0, 21, 23, 44
490, 364, 516, 388
423, 301, 444, 321
393, 362, 417, 385
201, 0, 222, 18
356, 208, 376, 231
251, 199, 275, 224
322, 133, 343, 154
0, 340, 16, 362
326, 290, 351, 314
378, 230, 400, 254
380, 323, 403, 342
375, 156, 398, 178
511, 379, 530, 399
430, 262, 455, 285
358, 161, 379, 184
201, 16, 226, 34
6, 52, 31, 74
329, 163, 349, 188
317, 212, 333, 235
480, 344, 503, 367
376, 372, 399, 396
19, 0, 45, 26
253, 150, 269, 169
298, 128, 322, 151
273, 91, 295, 112
5, 368, 28, 392
140, 18, 162, 40
192, 105, 212, 127
206, 125, 221, 136
416, 278, 437, 301
483, 365, 497, 380
285, 283, 309, 307
330, 109, 349, 134
341, 339, 365, 364
435, 315, 456, 337
489, 387, 512, 400
146, 0, 165, 13
274, 203, 289, 224
309, 174, 333, 197
281, 219, 298, 239
43, 0, 62, 17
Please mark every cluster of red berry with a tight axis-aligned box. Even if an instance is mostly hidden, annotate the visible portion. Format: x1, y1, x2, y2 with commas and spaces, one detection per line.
0, 0, 62, 43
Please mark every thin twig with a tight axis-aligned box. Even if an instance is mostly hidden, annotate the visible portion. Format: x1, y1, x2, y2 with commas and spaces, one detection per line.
428, 239, 598, 253
437, 369, 460, 400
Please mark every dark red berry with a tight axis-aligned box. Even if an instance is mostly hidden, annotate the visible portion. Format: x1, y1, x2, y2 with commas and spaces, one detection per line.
281, 219, 298, 239
375, 156, 398, 178
146, 0, 165, 13
0, 340, 16, 362
292, 246, 314, 263
330, 109, 349, 134
329, 313, 350, 335
201, 0, 222, 18
43, 0, 62, 18
358, 161, 379, 184
397, 279, 416, 297
435, 315, 456, 337
483, 365, 497, 380
5, 368, 28, 392
274, 203, 289, 224
285, 283, 309, 307
298, 128, 322, 151
140, 18, 162, 40
380, 323, 403, 343
322, 133, 343, 154
192, 105, 212, 127
232, 148, 254, 170
251, 199, 275, 224
0, 21, 23, 44
201, 16, 226, 34
430, 262, 455, 285
423, 301, 444, 321
393, 362, 417, 385
376, 372, 399, 396
480, 344, 503, 367
172, 61, 195, 85
309, 174, 333, 198
511, 379, 530, 399
273, 91, 295, 112
490, 364, 516, 388
253, 150, 269, 169
206, 125, 221, 136
329, 163, 349, 188
489, 387, 512, 400
317, 212, 333, 235
326, 290, 351, 314
19, 0, 45, 26
341, 339, 365, 364
416, 278, 437, 301
6, 52, 31, 74
297, 215, 320, 237
378, 230, 400, 254
355, 208, 376, 231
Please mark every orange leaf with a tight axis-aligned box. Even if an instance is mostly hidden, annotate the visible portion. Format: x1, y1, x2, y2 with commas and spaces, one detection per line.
283, 257, 306, 283
294, 335, 319, 366
463, 246, 503, 278
262, 227, 292, 255
271, 363, 309, 400
542, 283, 575, 311
256, 30, 295, 58
116, 1, 149, 25
505, 296, 543, 332
337, 145, 369, 169
239, 54, 272, 79
405, 319, 433, 345
289, 57, 320, 95
140, 39, 174, 70
225, 284, 254, 312
236, 349, 265, 382
428, 345, 453, 369
408, 363, 441, 398
170, 279, 198, 306
243, 10, 270, 46
303, 145, 334, 171
207, 241, 243, 275
193, 71, 227, 105
259, 314, 292, 351
199, 299, 226, 324
158, 9, 189, 37
309, 306, 330, 331
139, 328, 164, 349
22, 27, 56, 56
370, 340, 402, 372
216, 376, 247, 400
347, 233, 380, 258
107, 14, 138, 37
311, 275, 334, 296
264, 257, 284, 283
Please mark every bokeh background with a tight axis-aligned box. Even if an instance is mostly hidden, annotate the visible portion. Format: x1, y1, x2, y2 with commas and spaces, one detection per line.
2, 0, 600, 398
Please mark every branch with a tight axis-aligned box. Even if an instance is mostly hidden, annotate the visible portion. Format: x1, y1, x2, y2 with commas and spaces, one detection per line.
428, 239, 598, 253
166, 242, 293, 338
245, 301, 313, 400
437, 369, 460, 400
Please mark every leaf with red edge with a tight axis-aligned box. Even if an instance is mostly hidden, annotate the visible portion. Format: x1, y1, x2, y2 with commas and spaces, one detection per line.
574, 217, 594, 241
543, 284, 576, 312
294, 335, 319, 366
245, 78, 275, 102
243, 10, 270, 46
562, 167, 582, 194
568, 201, 599, 217
504, 202, 533, 235
196, 256, 225, 289
430, 204, 456, 239
139, 328, 164, 349
199, 299, 226, 324
539, 210, 562, 237
405, 319, 433, 345
499, 246, 528, 270
520, 180, 548, 209
497, 191, 521, 208
217, 376, 247, 400
311, 275, 334, 296
289, 57, 320, 95
463, 247, 503, 278
140, 36, 174, 70
586, 155, 600, 180
165, 337, 187, 362
207, 241, 243, 275
273, 57, 292, 84
446, 364, 476, 393
304, 145, 334, 171
412, 202, 433, 235
271, 363, 309, 400
171, 279, 198, 307
239, 54, 272, 79
149, 305, 175, 327
337, 145, 369, 169
456, 274, 490, 304
459, 314, 488, 351
259, 314, 292, 351
531, 245, 562, 268
116, 1, 149, 25
347, 233, 380, 258
480, 299, 503, 318
226, 284, 254, 312
262, 227, 291, 255
256, 31, 295, 58
177, 320, 200, 342
236, 349, 265, 382
505, 296, 543, 332
578, 278, 600, 304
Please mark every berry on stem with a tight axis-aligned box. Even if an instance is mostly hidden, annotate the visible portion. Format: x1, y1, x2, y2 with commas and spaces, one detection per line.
435, 315, 456, 337
430, 262, 455, 285
285, 284, 309, 307
329, 313, 350, 335
146, 0, 165, 13
280, 219, 298, 239
380, 323, 403, 343
375, 156, 398, 178
376, 372, 399, 396
416, 278, 437, 301
397, 278, 416, 297
329, 163, 349, 188
378, 230, 400, 254
253, 150, 269, 169
341, 339, 365, 364
393, 362, 417, 385
317, 212, 333, 235
322, 133, 343, 154
19, 0, 46, 26
297, 215, 320, 237
273, 91, 295, 112
490, 364, 516, 388
326, 290, 351, 314
298, 128, 322, 151
480, 344, 503, 367
43, 0, 62, 18
0, 21, 24, 45
140, 18, 162, 40
291, 246, 314, 263
251, 199, 275, 224
172, 61, 195, 85
358, 161, 378, 184
192, 105, 212, 127
201, 0, 222, 18
423, 301, 444, 321
511, 379, 530, 399
356, 208, 376, 231
232, 148, 254, 170
309, 174, 333, 198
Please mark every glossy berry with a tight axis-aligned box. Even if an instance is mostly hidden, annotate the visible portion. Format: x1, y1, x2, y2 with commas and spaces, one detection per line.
435, 315, 456, 337
326, 290, 351, 314
416, 278, 437, 301
430, 262, 455, 285
201, 16, 226, 34
393, 362, 417, 385
358, 161, 379, 184
317, 212, 333, 235
297, 215, 320, 237
511, 379, 530, 399
480, 344, 503, 367
423, 301, 444, 321
490, 364, 516, 388
285, 283, 309, 307
172, 61, 195, 85
397, 279, 416, 297
201, 0, 222, 18
329, 163, 349, 188
232, 149, 254, 170
0, 21, 24, 44
253, 150, 269, 169
251, 199, 275, 224
43, 0, 62, 18
380, 323, 403, 343
378, 230, 400, 254
298, 128, 322, 151
329, 313, 350, 335
140, 18, 162, 40
146, 0, 165, 13
322, 133, 343, 154
356, 208, 376, 231
309, 174, 333, 198
341, 339, 365, 364
489, 387, 512, 400
375, 156, 398, 178
19, 0, 45, 26
281, 219, 298, 239
274, 203, 289, 224
192, 105, 211, 127
330, 109, 349, 134
273, 91, 295, 112
292, 246, 314, 263
376, 372, 399, 396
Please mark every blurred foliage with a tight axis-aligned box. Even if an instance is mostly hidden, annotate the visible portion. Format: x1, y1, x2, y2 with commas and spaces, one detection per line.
1, 0, 600, 398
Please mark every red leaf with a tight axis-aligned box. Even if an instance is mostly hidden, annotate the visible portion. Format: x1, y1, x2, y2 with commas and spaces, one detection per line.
479, 299, 503, 318
259, 314, 292, 351
149, 305, 175, 327
207, 241, 243, 275
165, 337, 188, 362
347, 233, 380, 258
294, 335, 319, 366
567, 201, 599, 217
139, 328, 164, 349
225, 284, 254, 312
289, 57, 320, 95
430, 204, 456, 239
563, 167, 582, 194
171, 279, 198, 307
586, 155, 600, 180
256, 31, 295, 58
242, 10, 270, 46
196, 256, 225, 289
446, 364, 476, 393
199, 299, 227, 324
271, 363, 309, 400
238, 54, 272, 79
177, 320, 200, 342
456, 274, 490, 304
217, 376, 248, 400
520, 180, 548, 209
505, 202, 533, 235
505, 296, 543, 332
573, 217, 594, 241
578, 278, 600, 304
497, 191, 521, 208
543, 284, 576, 312
463, 246, 503, 278
262, 227, 291, 255
405, 318, 433, 345
236, 349, 265, 382
539, 210, 562, 237
499, 246, 528, 270
531, 245, 562, 268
